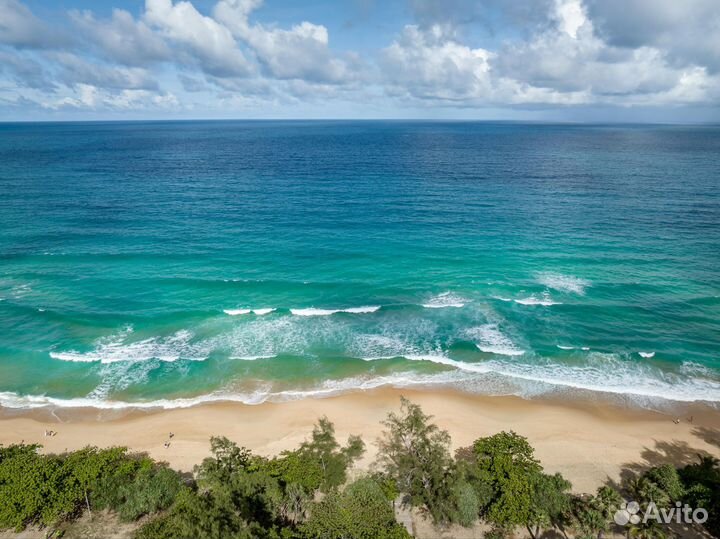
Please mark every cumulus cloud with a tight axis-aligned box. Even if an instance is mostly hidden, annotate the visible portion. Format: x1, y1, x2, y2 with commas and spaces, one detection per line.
70, 8, 171, 67
586, 0, 720, 72
0, 50, 54, 89
214, 0, 362, 83
48, 84, 179, 111
47, 53, 158, 91
493, 0, 719, 105
381, 25, 493, 101
0, 0, 718, 116
0, 0, 68, 48
381, 0, 720, 108
144, 0, 253, 77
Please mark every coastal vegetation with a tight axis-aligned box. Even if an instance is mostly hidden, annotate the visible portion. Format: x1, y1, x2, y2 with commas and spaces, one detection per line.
0, 398, 717, 539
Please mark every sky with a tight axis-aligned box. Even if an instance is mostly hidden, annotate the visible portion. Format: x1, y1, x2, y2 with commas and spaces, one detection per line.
1, 0, 719, 121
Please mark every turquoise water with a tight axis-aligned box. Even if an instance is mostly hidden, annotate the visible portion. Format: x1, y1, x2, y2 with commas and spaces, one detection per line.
0, 121, 719, 409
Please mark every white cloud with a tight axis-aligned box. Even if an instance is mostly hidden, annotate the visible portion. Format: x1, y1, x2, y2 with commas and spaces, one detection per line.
46, 84, 179, 111
381, 25, 493, 101
51, 52, 159, 91
0, 0, 67, 48
586, 0, 720, 72
144, 0, 253, 77
214, 0, 361, 83
493, 1, 718, 106
375, 0, 720, 110
554, 0, 586, 38
0, 0, 719, 116
70, 8, 171, 66
0, 50, 54, 89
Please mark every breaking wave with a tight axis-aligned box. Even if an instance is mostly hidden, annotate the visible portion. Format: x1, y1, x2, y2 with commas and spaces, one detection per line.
422, 292, 467, 309
290, 306, 380, 316
537, 272, 591, 295
224, 308, 277, 316
4, 351, 720, 410
49, 328, 209, 364
465, 324, 525, 356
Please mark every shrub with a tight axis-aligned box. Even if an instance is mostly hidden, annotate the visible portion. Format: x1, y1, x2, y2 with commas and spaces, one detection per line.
116, 467, 183, 521
0, 444, 69, 530
271, 417, 364, 493
679, 455, 720, 539
0, 444, 183, 533
301, 477, 411, 539
643, 464, 685, 502
452, 480, 480, 527
570, 486, 623, 539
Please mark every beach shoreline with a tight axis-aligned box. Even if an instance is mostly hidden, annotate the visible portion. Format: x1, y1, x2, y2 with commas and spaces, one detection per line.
1, 388, 718, 494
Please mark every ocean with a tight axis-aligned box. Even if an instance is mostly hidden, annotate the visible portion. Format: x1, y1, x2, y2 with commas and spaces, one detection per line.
0, 121, 718, 410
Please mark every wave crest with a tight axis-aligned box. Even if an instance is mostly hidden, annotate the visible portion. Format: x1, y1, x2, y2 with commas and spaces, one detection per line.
537, 272, 590, 295
422, 292, 466, 309
290, 306, 380, 316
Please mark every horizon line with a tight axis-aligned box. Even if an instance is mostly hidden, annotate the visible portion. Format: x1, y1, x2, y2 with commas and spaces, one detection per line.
2, 118, 720, 126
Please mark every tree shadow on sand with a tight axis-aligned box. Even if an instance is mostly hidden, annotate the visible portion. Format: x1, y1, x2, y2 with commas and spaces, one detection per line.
613, 439, 714, 489
691, 426, 720, 451
604, 433, 719, 539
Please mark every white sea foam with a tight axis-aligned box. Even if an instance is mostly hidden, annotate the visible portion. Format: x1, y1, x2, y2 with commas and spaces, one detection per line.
638, 351, 655, 358
422, 292, 466, 309
290, 306, 380, 316
87, 359, 163, 400
466, 324, 525, 356
0, 372, 466, 410
365, 352, 720, 403
224, 309, 251, 315
50, 329, 208, 364
204, 317, 305, 359
681, 361, 717, 378
342, 306, 381, 313
229, 355, 277, 361
6, 350, 720, 410
537, 272, 591, 295
7, 346, 720, 410
224, 308, 276, 316
514, 294, 561, 306
476, 353, 720, 403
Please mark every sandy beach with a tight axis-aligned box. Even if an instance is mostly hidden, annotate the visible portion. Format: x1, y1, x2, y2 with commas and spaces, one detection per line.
1, 390, 718, 494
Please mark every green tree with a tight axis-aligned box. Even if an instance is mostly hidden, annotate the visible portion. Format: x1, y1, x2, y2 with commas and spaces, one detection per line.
625, 464, 686, 539
626, 466, 683, 513
0, 444, 67, 530
0, 444, 178, 532
302, 477, 411, 539
376, 397, 457, 524
525, 472, 572, 539
269, 418, 365, 493
136, 487, 253, 539
680, 455, 720, 539
643, 464, 685, 502
471, 431, 542, 531
571, 486, 623, 539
